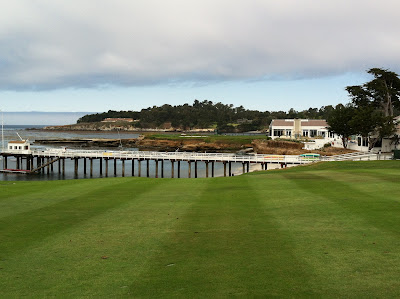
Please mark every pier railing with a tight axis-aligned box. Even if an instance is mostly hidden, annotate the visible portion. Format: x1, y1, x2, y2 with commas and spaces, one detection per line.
2, 148, 388, 164
27, 149, 307, 164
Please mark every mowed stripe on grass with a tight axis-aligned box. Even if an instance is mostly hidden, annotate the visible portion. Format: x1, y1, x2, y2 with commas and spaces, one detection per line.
247, 162, 400, 297
0, 161, 400, 297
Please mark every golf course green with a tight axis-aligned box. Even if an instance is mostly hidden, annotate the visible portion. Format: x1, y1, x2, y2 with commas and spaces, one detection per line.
1, 161, 399, 297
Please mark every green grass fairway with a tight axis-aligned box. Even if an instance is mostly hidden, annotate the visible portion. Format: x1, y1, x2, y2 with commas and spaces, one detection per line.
145, 133, 267, 144
1, 161, 400, 297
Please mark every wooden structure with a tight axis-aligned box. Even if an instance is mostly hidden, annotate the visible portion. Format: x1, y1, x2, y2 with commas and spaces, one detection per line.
0, 148, 312, 177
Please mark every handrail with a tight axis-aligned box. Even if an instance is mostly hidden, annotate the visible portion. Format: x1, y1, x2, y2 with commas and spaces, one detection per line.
0, 149, 311, 164
6, 148, 385, 163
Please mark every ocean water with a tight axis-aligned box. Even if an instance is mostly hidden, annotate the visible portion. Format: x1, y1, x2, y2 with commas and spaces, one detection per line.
0, 126, 244, 181
1, 125, 140, 146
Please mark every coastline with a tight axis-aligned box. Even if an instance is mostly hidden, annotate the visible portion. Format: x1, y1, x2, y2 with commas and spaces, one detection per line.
32, 132, 354, 156
42, 124, 217, 134
33, 136, 252, 152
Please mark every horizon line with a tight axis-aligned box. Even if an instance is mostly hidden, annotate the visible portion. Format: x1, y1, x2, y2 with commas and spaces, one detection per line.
1, 111, 97, 113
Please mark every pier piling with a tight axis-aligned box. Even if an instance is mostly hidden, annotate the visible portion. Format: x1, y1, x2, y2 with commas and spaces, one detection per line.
1, 149, 306, 178
74, 158, 78, 176
99, 158, 103, 175
90, 158, 93, 176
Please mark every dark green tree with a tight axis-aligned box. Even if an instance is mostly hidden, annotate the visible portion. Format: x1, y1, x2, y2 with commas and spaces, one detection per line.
346, 68, 400, 148
327, 104, 355, 148
346, 68, 400, 117
350, 104, 380, 139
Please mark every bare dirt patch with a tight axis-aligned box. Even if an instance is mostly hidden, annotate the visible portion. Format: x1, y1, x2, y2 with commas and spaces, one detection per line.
252, 140, 355, 156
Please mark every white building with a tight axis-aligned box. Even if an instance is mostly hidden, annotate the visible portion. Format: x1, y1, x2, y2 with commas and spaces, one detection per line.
269, 119, 333, 139
7, 140, 31, 154
332, 117, 400, 152
269, 117, 400, 153
269, 119, 334, 150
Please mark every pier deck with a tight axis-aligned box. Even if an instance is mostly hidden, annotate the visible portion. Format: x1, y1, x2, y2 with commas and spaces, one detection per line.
29, 149, 308, 164
0, 148, 385, 178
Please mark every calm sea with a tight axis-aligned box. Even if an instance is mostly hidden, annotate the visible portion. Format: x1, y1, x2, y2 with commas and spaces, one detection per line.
0, 126, 241, 181
1, 125, 140, 145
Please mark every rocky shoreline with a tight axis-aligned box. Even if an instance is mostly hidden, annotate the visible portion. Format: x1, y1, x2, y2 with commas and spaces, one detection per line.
43, 123, 216, 133
34, 137, 250, 152
33, 137, 353, 156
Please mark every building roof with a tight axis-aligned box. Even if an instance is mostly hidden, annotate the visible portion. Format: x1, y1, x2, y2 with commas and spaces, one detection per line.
8, 140, 28, 144
301, 120, 328, 127
270, 119, 327, 127
101, 118, 134, 122
270, 119, 294, 126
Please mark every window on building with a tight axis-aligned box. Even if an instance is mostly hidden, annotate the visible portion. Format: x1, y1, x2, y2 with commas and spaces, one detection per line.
362, 137, 368, 147
9, 146, 12, 150
358, 137, 362, 146
319, 131, 325, 137
328, 131, 335, 138
374, 138, 382, 148
273, 129, 284, 137
302, 130, 309, 137
286, 130, 292, 137
310, 130, 317, 137
24, 146, 29, 150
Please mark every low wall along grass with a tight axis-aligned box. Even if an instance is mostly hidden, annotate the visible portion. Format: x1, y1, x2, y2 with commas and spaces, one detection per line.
1, 161, 400, 297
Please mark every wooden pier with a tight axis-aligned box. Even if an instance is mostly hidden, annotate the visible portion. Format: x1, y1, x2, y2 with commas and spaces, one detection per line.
0, 149, 312, 178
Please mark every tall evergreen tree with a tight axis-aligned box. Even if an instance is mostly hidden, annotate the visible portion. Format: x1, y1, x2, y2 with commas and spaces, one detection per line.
346, 68, 400, 148
327, 104, 355, 148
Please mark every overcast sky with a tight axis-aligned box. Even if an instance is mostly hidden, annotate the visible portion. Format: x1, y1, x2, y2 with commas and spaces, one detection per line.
1, 0, 399, 113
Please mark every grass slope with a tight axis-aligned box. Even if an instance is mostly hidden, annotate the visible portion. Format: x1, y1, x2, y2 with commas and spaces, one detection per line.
0, 161, 400, 297
145, 133, 267, 144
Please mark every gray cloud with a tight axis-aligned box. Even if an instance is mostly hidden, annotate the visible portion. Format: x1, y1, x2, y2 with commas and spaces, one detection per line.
1, 0, 400, 90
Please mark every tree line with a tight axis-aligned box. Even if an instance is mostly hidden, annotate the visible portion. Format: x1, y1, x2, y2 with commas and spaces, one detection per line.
77, 100, 335, 132
77, 68, 400, 140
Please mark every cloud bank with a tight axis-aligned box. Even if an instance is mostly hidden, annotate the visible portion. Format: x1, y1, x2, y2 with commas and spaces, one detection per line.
1, 0, 400, 90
